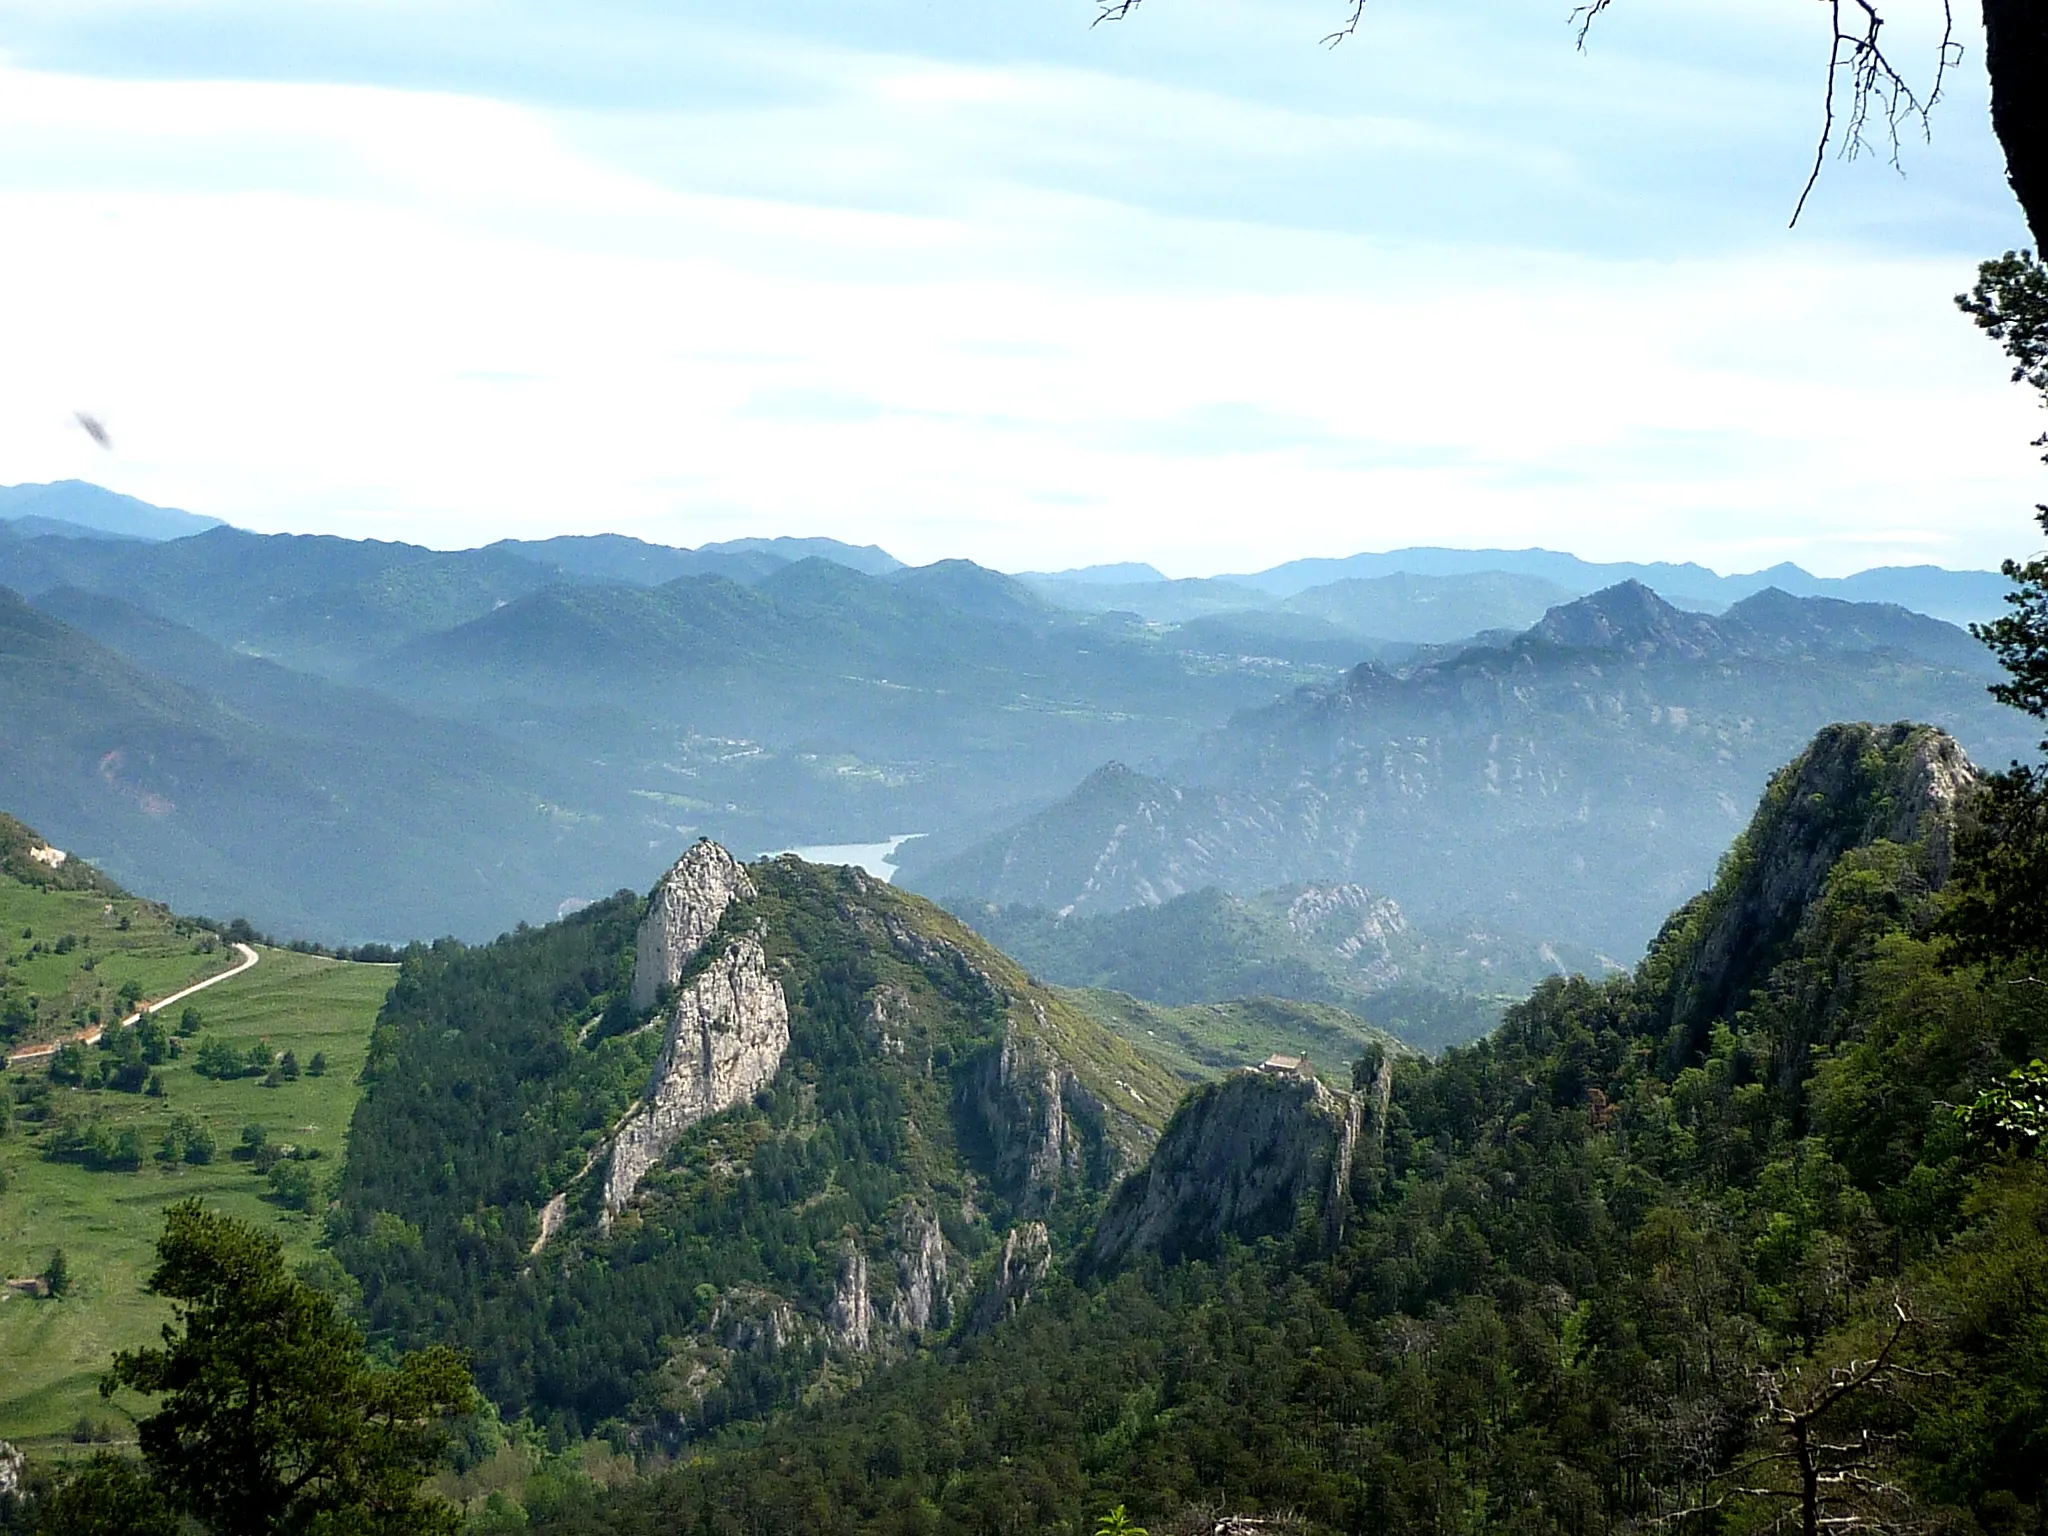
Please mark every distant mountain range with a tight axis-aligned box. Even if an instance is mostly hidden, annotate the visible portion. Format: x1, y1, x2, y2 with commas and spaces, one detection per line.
1029, 549, 2013, 631
0, 481, 2026, 952
952, 880, 1608, 1053
0, 508, 1341, 939
0, 480, 224, 542
900, 581, 2031, 956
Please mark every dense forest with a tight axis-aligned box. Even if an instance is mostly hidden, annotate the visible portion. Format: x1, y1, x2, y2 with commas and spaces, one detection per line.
506, 723, 2048, 1535
328, 859, 1175, 1441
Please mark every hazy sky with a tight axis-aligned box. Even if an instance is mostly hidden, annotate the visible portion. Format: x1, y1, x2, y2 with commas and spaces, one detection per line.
0, 0, 2037, 574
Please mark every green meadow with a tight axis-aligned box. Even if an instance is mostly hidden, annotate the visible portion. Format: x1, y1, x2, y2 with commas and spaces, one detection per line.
0, 876, 233, 1054
0, 942, 393, 1452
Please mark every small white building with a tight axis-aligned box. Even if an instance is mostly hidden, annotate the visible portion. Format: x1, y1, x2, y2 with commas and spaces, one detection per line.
1256, 1053, 1310, 1077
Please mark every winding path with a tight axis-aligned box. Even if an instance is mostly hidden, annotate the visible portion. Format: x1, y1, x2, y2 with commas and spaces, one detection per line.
4, 942, 261, 1068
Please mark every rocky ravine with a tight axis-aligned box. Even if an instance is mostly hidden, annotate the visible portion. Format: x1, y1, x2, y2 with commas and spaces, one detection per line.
602, 840, 791, 1228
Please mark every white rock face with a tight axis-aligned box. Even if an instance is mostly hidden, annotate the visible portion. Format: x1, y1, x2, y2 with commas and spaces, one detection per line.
604, 937, 790, 1223
0, 1439, 23, 1498
827, 1246, 872, 1351
630, 840, 757, 1013
890, 1205, 949, 1334
971, 1221, 1052, 1331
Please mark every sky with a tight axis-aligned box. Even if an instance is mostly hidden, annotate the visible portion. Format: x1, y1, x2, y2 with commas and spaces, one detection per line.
0, 0, 2038, 576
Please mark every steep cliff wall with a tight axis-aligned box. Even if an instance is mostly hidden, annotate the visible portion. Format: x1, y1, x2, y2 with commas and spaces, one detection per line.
1651, 722, 1976, 1061
603, 840, 789, 1226
604, 937, 791, 1222
630, 839, 756, 1011
1087, 1065, 1358, 1273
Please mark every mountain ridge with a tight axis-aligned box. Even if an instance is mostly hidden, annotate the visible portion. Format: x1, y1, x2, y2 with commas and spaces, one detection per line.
902, 584, 2030, 955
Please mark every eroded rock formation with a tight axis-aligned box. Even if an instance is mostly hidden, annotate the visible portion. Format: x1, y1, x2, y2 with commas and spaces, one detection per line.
889, 1204, 949, 1334
1087, 1064, 1359, 1273
601, 841, 790, 1227
971, 1220, 1052, 1331
827, 1246, 872, 1351
631, 839, 757, 1012
605, 938, 790, 1223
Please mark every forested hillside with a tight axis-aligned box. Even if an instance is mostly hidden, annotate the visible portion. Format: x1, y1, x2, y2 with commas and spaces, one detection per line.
515, 722, 2048, 1536
330, 852, 1180, 1439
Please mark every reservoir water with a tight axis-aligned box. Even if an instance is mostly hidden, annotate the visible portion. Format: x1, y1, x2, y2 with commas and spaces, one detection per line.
771, 833, 925, 882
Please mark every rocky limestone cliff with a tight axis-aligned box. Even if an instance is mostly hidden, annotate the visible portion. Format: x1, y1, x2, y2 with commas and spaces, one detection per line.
889, 1204, 950, 1334
631, 839, 756, 1012
969, 1009, 1120, 1212
827, 1246, 873, 1351
1086, 1064, 1359, 1273
971, 1220, 1052, 1331
605, 936, 790, 1223
1655, 722, 1976, 1061
599, 841, 790, 1227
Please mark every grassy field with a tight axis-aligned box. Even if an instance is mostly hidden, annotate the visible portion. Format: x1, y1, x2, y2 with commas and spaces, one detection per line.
1058, 987, 1415, 1083
0, 876, 235, 1056
0, 944, 393, 1452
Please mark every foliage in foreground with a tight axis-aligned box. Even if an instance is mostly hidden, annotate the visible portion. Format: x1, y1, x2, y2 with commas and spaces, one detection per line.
33, 1200, 475, 1536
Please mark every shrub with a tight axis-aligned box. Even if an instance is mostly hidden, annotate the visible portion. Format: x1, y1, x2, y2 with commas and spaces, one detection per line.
268, 1160, 316, 1211
49, 1041, 87, 1086
195, 1038, 271, 1080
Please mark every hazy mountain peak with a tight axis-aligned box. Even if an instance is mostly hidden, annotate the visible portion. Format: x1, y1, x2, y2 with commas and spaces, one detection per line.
1523, 579, 1724, 657
1018, 561, 1167, 585
0, 480, 224, 542
697, 534, 902, 575
889, 559, 1049, 623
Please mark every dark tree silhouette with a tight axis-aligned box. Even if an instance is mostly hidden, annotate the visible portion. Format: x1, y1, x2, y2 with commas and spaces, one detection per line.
1096, 0, 2048, 245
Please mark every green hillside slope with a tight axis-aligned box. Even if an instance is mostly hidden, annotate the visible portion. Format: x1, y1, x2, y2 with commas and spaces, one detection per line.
1059, 989, 1412, 1080
0, 826, 394, 1450
331, 850, 1184, 1441
519, 722, 2048, 1536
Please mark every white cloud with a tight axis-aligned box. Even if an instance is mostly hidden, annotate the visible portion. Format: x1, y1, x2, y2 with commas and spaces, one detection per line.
0, 16, 2035, 577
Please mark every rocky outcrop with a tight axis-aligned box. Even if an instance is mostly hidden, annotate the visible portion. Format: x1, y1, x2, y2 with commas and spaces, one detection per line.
1283, 883, 1411, 989
1657, 723, 1977, 1060
969, 1011, 1118, 1211
604, 937, 790, 1223
631, 839, 756, 1012
1087, 1065, 1359, 1273
0, 1440, 22, 1501
889, 1204, 950, 1334
827, 1246, 872, 1351
598, 840, 789, 1228
971, 1220, 1052, 1331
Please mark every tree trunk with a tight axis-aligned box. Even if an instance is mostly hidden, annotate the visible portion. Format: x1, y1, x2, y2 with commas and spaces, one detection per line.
1984, 0, 2048, 248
